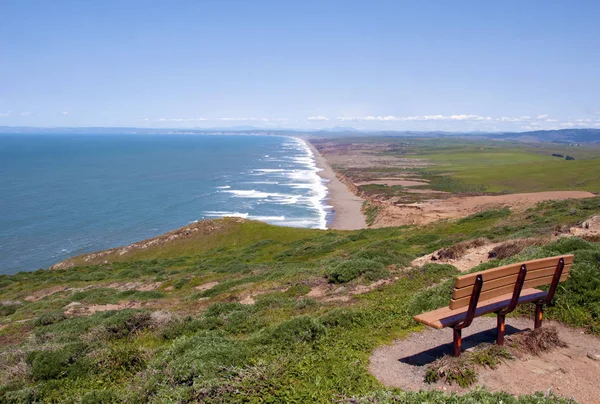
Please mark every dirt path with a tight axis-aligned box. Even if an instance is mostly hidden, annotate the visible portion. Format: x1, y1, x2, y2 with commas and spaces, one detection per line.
370, 317, 600, 403
373, 191, 595, 227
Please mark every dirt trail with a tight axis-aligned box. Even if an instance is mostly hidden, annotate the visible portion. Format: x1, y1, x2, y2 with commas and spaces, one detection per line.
372, 191, 595, 227
370, 317, 600, 403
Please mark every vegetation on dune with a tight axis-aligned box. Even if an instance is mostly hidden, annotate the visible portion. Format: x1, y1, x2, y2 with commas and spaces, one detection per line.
316, 137, 600, 195
0, 198, 600, 401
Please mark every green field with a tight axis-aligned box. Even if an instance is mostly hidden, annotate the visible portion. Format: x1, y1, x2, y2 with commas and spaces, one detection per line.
317, 137, 600, 195
414, 145, 600, 193
1, 198, 600, 402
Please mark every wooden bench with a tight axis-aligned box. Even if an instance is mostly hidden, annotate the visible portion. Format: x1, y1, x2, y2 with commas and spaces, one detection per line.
413, 254, 573, 356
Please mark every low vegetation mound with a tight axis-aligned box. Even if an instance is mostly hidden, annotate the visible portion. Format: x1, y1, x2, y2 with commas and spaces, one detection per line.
425, 344, 513, 388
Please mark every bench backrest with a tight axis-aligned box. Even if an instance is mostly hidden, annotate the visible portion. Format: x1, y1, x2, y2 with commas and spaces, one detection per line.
449, 254, 574, 310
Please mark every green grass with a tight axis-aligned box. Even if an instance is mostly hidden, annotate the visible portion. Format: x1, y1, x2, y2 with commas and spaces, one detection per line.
1, 198, 600, 402
413, 146, 600, 193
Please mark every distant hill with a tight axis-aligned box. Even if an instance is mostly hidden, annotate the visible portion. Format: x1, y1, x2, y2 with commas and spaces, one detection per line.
490, 129, 600, 144
1, 126, 599, 144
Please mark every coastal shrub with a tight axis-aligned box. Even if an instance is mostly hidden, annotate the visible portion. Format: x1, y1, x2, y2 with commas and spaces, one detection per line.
326, 258, 387, 284
152, 331, 249, 385
458, 208, 511, 224
216, 262, 250, 274
541, 237, 592, 254
101, 312, 153, 339
406, 233, 441, 245
352, 244, 413, 268
70, 288, 119, 305
157, 316, 206, 340
26, 342, 89, 381
95, 345, 149, 374
203, 302, 265, 335
255, 316, 326, 347
420, 263, 459, 280
425, 344, 512, 388
173, 277, 190, 289
362, 202, 381, 226
424, 355, 477, 388
0, 278, 13, 290
284, 284, 311, 297
320, 308, 367, 328
35, 311, 66, 326
81, 389, 120, 404
0, 303, 19, 317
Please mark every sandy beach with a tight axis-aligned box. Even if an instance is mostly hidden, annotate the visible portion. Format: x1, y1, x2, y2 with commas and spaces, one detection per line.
305, 139, 367, 230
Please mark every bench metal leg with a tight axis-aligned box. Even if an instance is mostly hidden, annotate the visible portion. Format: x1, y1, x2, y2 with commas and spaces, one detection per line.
534, 303, 543, 329
496, 314, 506, 345
452, 328, 462, 357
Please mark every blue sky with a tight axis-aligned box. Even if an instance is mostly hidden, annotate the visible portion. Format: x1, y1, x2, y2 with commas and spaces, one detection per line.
1, 0, 599, 131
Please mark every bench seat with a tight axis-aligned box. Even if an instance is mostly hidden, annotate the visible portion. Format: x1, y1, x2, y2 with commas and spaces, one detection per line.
414, 288, 547, 329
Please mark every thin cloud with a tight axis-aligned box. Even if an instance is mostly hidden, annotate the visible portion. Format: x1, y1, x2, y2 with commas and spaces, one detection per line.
0, 111, 12, 117
307, 116, 330, 121
219, 117, 288, 122
536, 114, 548, 120
337, 114, 491, 122
156, 117, 208, 122
497, 116, 531, 122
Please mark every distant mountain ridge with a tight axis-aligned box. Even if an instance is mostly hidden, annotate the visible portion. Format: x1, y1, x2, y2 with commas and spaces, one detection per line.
1, 126, 599, 143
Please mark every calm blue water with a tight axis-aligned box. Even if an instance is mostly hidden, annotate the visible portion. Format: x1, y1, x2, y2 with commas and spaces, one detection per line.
0, 134, 330, 274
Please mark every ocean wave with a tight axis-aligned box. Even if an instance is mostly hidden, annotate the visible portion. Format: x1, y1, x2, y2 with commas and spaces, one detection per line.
253, 168, 286, 173
249, 215, 285, 221
204, 211, 249, 218
216, 185, 231, 189
219, 137, 330, 230
223, 189, 288, 199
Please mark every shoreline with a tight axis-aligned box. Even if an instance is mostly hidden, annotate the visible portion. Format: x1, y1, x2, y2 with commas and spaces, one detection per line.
303, 139, 367, 230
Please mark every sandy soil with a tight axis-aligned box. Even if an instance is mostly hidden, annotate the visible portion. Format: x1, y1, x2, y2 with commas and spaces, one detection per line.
570, 215, 600, 238
370, 317, 600, 403
412, 240, 506, 272
195, 281, 219, 292
373, 191, 595, 228
306, 140, 367, 230
63, 301, 141, 317
355, 179, 430, 187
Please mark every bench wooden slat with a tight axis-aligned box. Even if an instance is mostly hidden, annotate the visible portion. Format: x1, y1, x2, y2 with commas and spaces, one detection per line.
449, 273, 568, 309
454, 255, 574, 289
452, 263, 571, 300
414, 288, 547, 329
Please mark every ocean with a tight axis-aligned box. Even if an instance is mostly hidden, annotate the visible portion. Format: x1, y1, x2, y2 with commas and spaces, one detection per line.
0, 134, 330, 274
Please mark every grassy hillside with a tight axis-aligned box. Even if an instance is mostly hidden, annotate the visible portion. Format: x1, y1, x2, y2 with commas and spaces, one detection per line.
1, 198, 600, 402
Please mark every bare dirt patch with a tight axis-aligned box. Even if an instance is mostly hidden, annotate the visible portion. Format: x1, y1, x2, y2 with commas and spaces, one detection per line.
412, 240, 502, 272
24, 286, 67, 302
355, 179, 430, 187
195, 281, 219, 292
306, 278, 399, 302
570, 215, 600, 239
106, 282, 162, 292
412, 238, 549, 272
64, 301, 142, 317
370, 317, 600, 403
373, 191, 595, 228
